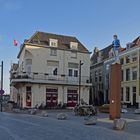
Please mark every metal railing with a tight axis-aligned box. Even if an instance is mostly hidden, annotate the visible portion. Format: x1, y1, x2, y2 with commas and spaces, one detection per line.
10, 71, 91, 85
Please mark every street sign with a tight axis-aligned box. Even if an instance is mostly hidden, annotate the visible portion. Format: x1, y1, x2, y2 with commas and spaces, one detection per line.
0, 89, 4, 95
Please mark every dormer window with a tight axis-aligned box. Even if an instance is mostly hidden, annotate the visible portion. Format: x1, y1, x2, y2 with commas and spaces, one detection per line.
49, 39, 58, 47
70, 42, 78, 50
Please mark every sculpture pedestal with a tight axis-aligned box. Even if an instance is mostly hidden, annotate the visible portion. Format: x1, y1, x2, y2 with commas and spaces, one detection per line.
109, 63, 121, 120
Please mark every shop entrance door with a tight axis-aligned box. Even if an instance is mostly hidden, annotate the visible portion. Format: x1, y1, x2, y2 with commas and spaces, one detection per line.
46, 88, 58, 108
67, 89, 78, 107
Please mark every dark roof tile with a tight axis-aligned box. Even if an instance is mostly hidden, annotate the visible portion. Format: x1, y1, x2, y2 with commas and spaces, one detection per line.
132, 36, 140, 45
90, 45, 112, 65
28, 31, 89, 52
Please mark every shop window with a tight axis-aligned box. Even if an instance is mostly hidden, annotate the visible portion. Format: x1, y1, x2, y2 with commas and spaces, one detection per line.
26, 86, 32, 107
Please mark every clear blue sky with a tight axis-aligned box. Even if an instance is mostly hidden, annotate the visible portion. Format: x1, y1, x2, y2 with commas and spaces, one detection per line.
0, 0, 140, 94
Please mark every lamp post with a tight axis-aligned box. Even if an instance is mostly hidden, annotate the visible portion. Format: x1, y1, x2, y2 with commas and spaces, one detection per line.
79, 60, 83, 105
0, 61, 3, 112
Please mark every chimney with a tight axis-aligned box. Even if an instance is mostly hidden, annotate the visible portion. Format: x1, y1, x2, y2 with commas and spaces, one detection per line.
94, 47, 100, 53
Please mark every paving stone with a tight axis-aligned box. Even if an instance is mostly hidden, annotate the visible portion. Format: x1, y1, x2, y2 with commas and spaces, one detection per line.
41, 111, 48, 117
57, 113, 68, 120
29, 109, 37, 115
121, 108, 128, 113
13, 108, 21, 113
134, 109, 140, 114
113, 118, 127, 130
84, 116, 97, 125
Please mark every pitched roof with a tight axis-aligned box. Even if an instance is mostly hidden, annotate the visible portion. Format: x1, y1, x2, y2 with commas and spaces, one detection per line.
124, 36, 140, 49
18, 31, 90, 58
101, 45, 113, 60
90, 45, 112, 65
119, 47, 126, 52
132, 36, 140, 45
90, 36, 140, 66
28, 31, 89, 52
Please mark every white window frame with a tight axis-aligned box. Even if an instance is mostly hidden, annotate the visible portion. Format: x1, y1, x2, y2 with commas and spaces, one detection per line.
132, 67, 137, 80
49, 39, 58, 47
25, 59, 32, 74
68, 69, 78, 77
68, 69, 73, 77
74, 70, 78, 77
70, 42, 78, 50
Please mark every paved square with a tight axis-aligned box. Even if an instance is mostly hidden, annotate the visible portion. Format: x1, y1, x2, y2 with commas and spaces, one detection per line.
0, 110, 140, 140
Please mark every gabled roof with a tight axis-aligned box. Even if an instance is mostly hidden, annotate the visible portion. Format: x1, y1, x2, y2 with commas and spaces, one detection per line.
132, 36, 140, 45
29, 31, 89, 52
18, 31, 90, 58
125, 36, 140, 50
90, 45, 112, 65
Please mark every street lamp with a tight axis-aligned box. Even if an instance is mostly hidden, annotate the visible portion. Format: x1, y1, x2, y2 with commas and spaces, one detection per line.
79, 60, 83, 105
0, 61, 3, 112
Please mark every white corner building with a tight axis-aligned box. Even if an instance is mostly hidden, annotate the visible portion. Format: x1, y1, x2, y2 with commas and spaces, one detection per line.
10, 31, 91, 108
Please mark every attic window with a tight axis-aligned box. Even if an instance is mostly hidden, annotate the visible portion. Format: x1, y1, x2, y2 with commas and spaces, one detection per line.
70, 42, 78, 50
32, 39, 40, 44
49, 39, 58, 47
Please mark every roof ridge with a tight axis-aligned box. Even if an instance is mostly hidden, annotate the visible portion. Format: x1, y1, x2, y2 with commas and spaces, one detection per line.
37, 31, 77, 39
97, 44, 112, 52
132, 35, 140, 43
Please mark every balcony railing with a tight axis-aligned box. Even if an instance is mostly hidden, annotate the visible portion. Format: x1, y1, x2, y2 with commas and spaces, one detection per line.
10, 72, 91, 86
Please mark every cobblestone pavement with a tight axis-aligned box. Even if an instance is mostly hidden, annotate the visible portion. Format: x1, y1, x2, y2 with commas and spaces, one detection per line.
0, 110, 140, 140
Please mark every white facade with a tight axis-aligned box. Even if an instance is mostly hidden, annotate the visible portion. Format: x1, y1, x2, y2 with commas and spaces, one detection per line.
10, 32, 91, 108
